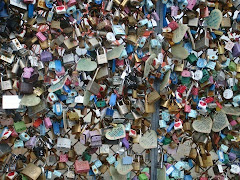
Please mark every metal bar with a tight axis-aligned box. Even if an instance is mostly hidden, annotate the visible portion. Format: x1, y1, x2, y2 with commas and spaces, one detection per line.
151, 0, 164, 179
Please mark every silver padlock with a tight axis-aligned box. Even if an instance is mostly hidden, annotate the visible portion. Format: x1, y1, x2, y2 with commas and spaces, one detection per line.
117, 100, 129, 115
97, 46, 108, 64
1, 74, 12, 90
87, 37, 101, 49
56, 137, 71, 152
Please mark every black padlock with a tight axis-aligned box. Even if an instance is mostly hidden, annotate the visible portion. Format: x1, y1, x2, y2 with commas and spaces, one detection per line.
34, 146, 45, 157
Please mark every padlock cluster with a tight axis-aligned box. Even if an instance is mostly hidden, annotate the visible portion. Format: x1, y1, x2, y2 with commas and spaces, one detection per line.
0, 0, 240, 179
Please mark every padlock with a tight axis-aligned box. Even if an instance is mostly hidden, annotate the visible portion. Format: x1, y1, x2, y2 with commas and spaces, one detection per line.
56, 137, 71, 152
1, 74, 12, 90
96, 47, 107, 64
21, 163, 41, 180
86, 68, 100, 95
74, 160, 90, 174
80, 130, 90, 144
117, 100, 129, 115
195, 29, 209, 52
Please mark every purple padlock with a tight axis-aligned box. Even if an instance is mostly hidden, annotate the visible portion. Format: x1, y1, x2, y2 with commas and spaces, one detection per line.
171, 6, 179, 17
121, 137, 129, 149
22, 67, 34, 79
151, 11, 160, 21
25, 136, 36, 149
232, 43, 240, 57
80, 130, 90, 144
44, 117, 52, 129
40, 51, 52, 62
228, 152, 237, 161
132, 176, 139, 180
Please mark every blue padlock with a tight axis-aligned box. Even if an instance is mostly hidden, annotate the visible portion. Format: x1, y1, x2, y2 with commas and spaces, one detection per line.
53, 121, 60, 135
210, 32, 217, 39
60, 119, 64, 128
66, 5, 76, 15
63, 85, 71, 93
126, 44, 134, 54
150, 39, 160, 49
170, 72, 178, 84
179, 0, 188, 10
106, 108, 114, 117
237, 12, 240, 23
28, 4, 34, 18
122, 156, 133, 165
184, 175, 192, 180
40, 124, 46, 135
109, 93, 117, 106
73, 10, 82, 24
48, 92, 59, 102
197, 58, 207, 68
192, 95, 199, 103
58, 94, 67, 101
137, 49, 144, 59
53, 102, 63, 116
119, 48, 128, 60
95, 0, 102, 4
138, 37, 147, 48
147, 20, 153, 29
163, 153, 168, 162
145, 0, 154, 12
68, 90, 78, 97
66, 97, 74, 104
188, 159, 193, 168
45, 0, 54, 8
14, 139, 24, 148
217, 150, 225, 162
19, 132, 30, 141
167, 121, 175, 132
112, 59, 116, 73
55, 60, 62, 72
209, 84, 215, 91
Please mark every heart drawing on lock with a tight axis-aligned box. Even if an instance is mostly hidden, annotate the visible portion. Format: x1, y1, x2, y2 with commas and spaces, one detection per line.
205, 9, 222, 29
105, 124, 126, 140
192, 116, 212, 134
212, 111, 229, 132
76, 58, 97, 71
139, 130, 157, 149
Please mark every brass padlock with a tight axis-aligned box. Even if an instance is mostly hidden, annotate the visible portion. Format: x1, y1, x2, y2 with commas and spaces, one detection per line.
147, 90, 161, 104
189, 147, 197, 159
218, 41, 225, 54
195, 29, 209, 51
202, 153, 213, 167
174, 63, 184, 72
132, 155, 140, 171
221, 17, 231, 28
21, 163, 41, 180
145, 95, 155, 113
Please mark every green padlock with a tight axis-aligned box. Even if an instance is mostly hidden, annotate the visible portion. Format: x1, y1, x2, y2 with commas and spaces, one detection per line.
181, 77, 191, 85
96, 100, 106, 108
186, 54, 198, 64
82, 151, 91, 162
163, 137, 171, 145
14, 121, 27, 133
223, 154, 229, 164
138, 173, 148, 180
229, 61, 237, 72
199, 69, 210, 83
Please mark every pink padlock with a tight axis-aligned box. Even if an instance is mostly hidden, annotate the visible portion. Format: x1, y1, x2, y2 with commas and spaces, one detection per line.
74, 160, 90, 174
67, 0, 77, 7
22, 67, 34, 79
9, 127, 18, 137
181, 70, 191, 77
59, 154, 68, 162
230, 120, 237, 126
116, 59, 124, 67
151, 11, 160, 21
171, 6, 179, 17
187, 0, 197, 10
191, 86, 199, 95
23, 0, 34, 3
36, 32, 47, 42
184, 104, 191, 113
44, 117, 52, 129
200, 7, 209, 18
168, 21, 179, 31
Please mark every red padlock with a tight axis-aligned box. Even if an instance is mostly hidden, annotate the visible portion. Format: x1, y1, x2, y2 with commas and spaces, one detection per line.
184, 103, 191, 113
177, 85, 187, 94
191, 86, 199, 95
